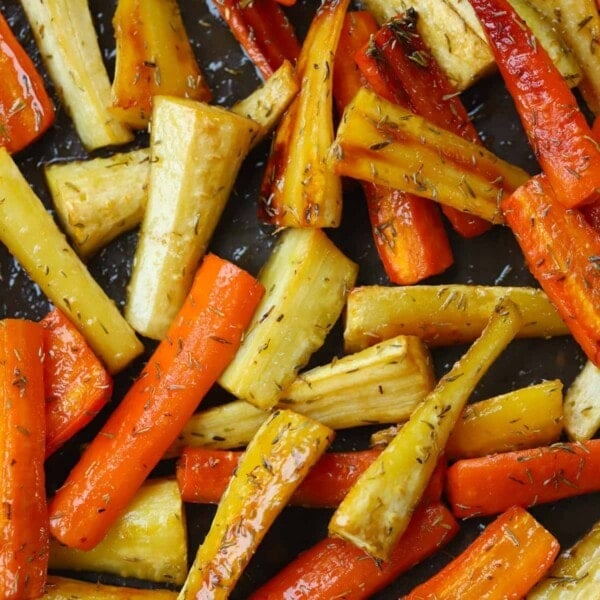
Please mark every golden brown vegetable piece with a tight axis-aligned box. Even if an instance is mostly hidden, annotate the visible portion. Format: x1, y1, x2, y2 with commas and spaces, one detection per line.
329, 299, 522, 560
111, 0, 211, 129
563, 360, 600, 441
42, 576, 177, 599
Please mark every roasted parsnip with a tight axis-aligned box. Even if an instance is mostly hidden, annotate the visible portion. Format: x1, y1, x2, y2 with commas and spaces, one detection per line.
328, 88, 529, 223
563, 361, 600, 441
125, 97, 257, 339
344, 284, 569, 352
446, 380, 563, 459
19, 0, 133, 150
360, 0, 495, 90
329, 299, 522, 560
259, 0, 347, 228
178, 409, 333, 600
111, 0, 211, 129
528, 517, 600, 599
45, 148, 150, 259
49, 478, 187, 586
527, 0, 600, 114
45, 61, 299, 260
170, 334, 434, 453
219, 228, 358, 410
42, 576, 177, 600
0, 148, 143, 373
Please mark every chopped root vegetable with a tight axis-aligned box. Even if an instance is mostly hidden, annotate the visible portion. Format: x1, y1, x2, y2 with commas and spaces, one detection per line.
249, 503, 458, 600
469, 0, 600, 208
212, 0, 300, 79
48, 254, 264, 550
0, 11, 54, 153
446, 439, 600, 518
42, 307, 113, 458
502, 173, 600, 366
563, 361, 600, 441
329, 299, 522, 560
0, 319, 48, 600
177, 409, 333, 600
42, 575, 178, 599
404, 506, 559, 599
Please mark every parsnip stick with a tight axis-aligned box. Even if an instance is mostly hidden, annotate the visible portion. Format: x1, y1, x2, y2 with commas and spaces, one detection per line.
564, 361, 600, 441
0, 148, 143, 373
125, 97, 257, 339
328, 88, 529, 223
49, 478, 187, 586
219, 228, 358, 410
42, 576, 177, 599
19, 0, 133, 150
169, 334, 434, 453
329, 299, 522, 560
344, 284, 568, 352
177, 409, 333, 599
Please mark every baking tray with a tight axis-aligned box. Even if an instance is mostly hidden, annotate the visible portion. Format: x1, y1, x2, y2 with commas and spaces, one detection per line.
2, 0, 599, 597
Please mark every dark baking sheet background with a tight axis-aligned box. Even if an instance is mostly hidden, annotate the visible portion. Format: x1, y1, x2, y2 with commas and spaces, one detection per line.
2, 0, 599, 597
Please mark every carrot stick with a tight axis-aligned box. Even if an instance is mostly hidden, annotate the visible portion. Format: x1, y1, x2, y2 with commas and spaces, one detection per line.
249, 502, 458, 600
48, 254, 264, 550
446, 439, 600, 518
41, 307, 113, 458
404, 506, 559, 599
212, 0, 300, 79
0, 319, 48, 599
354, 10, 491, 239
0, 11, 54, 153
502, 173, 600, 366
469, 0, 600, 208
333, 12, 453, 284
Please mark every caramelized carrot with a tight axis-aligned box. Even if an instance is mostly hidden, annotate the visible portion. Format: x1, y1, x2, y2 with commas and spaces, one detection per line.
212, 0, 300, 79
0, 11, 54, 153
470, 0, 600, 208
333, 11, 453, 284
446, 439, 600, 518
354, 10, 491, 238
41, 307, 113, 457
404, 506, 559, 599
502, 173, 600, 366
178, 446, 447, 508
250, 503, 458, 600
0, 319, 48, 599
48, 254, 264, 550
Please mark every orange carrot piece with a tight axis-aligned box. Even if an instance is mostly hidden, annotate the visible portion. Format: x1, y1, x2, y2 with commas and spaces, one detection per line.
41, 307, 113, 458
470, 0, 600, 208
0, 319, 48, 599
212, 0, 300, 79
404, 506, 559, 599
446, 439, 600, 518
332, 12, 453, 284
48, 254, 264, 550
354, 10, 491, 239
178, 446, 447, 509
0, 11, 54, 153
250, 503, 458, 600
502, 173, 600, 366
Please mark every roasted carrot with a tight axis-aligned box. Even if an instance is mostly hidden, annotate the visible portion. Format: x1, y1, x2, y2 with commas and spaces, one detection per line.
355, 10, 491, 238
178, 446, 446, 508
446, 439, 600, 518
0, 10, 54, 153
41, 307, 113, 458
48, 254, 264, 550
404, 506, 559, 599
212, 0, 300, 79
469, 0, 600, 208
332, 12, 453, 284
249, 503, 458, 600
502, 173, 600, 366
0, 319, 48, 599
